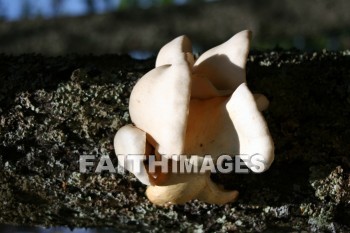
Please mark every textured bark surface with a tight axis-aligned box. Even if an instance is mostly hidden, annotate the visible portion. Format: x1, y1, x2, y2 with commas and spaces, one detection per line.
0, 51, 350, 232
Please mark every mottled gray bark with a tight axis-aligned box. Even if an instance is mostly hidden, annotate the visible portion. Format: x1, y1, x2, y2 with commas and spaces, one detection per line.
0, 51, 350, 232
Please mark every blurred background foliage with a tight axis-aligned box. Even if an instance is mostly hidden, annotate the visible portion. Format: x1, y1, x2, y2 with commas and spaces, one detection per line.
0, 0, 196, 20
0, 0, 349, 56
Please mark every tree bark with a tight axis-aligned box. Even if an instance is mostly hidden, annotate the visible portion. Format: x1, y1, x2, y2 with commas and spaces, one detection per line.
0, 51, 350, 231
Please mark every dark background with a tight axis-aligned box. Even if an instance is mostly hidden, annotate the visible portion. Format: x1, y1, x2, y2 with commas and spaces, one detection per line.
0, 0, 350, 57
